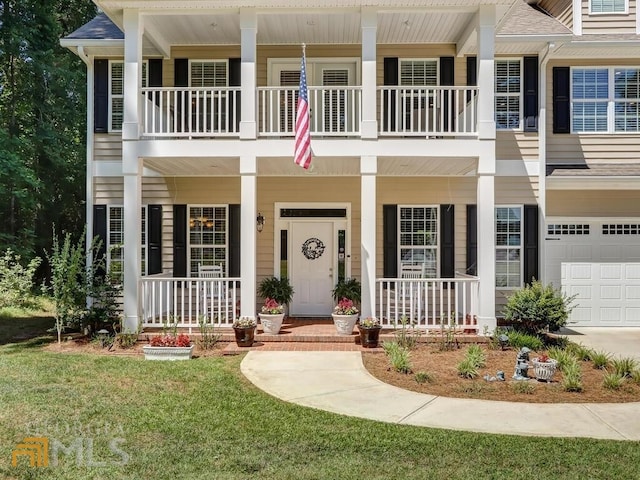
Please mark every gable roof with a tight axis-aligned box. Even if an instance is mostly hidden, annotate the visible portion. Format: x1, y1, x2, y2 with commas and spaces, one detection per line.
65, 12, 123, 40
498, 0, 572, 37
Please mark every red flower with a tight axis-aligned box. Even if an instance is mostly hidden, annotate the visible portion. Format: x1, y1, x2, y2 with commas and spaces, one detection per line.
149, 334, 191, 347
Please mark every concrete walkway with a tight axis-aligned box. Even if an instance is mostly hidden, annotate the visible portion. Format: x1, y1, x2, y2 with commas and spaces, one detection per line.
241, 351, 640, 440
560, 327, 640, 361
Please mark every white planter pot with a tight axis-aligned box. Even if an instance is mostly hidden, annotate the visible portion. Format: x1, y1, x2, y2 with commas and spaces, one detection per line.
142, 345, 194, 361
259, 313, 285, 334
532, 358, 558, 382
332, 314, 359, 335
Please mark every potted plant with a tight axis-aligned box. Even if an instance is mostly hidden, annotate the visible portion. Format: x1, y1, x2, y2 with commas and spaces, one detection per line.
232, 316, 257, 347
358, 317, 382, 348
502, 280, 576, 334
258, 276, 294, 314
143, 333, 194, 360
332, 297, 359, 335
532, 353, 558, 382
258, 298, 285, 334
332, 278, 361, 305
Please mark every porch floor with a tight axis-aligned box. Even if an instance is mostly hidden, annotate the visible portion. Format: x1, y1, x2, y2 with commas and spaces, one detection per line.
139, 317, 483, 353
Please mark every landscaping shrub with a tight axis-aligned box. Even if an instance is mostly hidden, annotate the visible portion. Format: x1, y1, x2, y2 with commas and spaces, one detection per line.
414, 371, 433, 384
566, 342, 592, 361
506, 330, 544, 351
561, 360, 583, 392
502, 280, 576, 333
590, 350, 611, 370
383, 341, 412, 374
0, 249, 42, 309
547, 346, 577, 371
612, 357, 637, 378
603, 372, 625, 391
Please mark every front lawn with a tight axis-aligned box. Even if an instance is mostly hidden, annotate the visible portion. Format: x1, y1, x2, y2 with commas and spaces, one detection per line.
1, 319, 639, 479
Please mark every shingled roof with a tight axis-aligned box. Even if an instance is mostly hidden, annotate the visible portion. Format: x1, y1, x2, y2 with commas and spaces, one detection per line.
498, 0, 572, 37
547, 164, 640, 177
64, 12, 123, 40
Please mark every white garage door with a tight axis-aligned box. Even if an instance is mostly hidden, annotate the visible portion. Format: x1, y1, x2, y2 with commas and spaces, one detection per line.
545, 220, 640, 326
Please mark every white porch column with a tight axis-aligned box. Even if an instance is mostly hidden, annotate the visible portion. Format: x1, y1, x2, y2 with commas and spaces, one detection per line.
240, 155, 257, 317
476, 4, 496, 334
122, 9, 143, 140
361, 8, 377, 139
360, 156, 377, 318
476, 5, 495, 140
239, 9, 257, 139
122, 146, 142, 333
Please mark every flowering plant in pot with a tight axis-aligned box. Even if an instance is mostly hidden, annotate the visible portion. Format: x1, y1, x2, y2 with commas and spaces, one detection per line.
232, 316, 257, 347
259, 298, 285, 334
358, 317, 382, 348
332, 298, 359, 335
143, 333, 194, 360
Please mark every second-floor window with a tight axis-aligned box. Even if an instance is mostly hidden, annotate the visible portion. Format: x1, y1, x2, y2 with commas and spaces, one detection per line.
109, 60, 147, 132
189, 61, 228, 132
572, 67, 640, 133
495, 59, 522, 130
590, 0, 626, 13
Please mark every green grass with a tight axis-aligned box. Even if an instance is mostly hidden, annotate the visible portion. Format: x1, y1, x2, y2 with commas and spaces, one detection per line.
1, 317, 640, 479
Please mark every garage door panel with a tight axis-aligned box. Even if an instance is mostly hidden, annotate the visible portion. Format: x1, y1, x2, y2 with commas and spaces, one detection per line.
600, 285, 622, 300
569, 264, 592, 280
571, 306, 593, 324
600, 264, 621, 279
626, 265, 640, 280
600, 308, 621, 323
625, 308, 640, 323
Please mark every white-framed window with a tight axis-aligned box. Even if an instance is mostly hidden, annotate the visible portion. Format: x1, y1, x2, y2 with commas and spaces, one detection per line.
572, 67, 640, 133
495, 206, 522, 288
106, 205, 148, 282
399, 59, 438, 86
398, 206, 438, 278
108, 60, 148, 132
189, 60, 228, 132
590, 0, 627, 14
495, 59, 522, 130
188, 206, 227, 277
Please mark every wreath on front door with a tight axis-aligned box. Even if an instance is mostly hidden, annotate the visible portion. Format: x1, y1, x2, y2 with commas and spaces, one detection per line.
301, 237, 325, 260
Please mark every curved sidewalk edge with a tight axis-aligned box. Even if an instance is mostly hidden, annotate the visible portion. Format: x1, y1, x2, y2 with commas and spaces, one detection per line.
240, 351, 640, 440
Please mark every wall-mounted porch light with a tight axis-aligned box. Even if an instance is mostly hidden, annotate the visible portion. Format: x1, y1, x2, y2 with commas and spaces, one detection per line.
257, 213, 265, 233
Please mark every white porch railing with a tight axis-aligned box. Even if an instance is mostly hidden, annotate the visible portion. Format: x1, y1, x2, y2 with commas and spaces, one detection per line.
140, 275, 241, 331
376, 276, 479, 330
258, 86, 361, 136
141, 87, 241, 137
378, 86, 478, 136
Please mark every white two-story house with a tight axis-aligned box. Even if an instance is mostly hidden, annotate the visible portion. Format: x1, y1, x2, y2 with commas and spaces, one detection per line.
60, 0, 640, 333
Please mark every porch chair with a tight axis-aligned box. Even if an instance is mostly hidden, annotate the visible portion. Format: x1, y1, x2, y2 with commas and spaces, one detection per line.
388, 264, 425, 323
197, 264, 230, 321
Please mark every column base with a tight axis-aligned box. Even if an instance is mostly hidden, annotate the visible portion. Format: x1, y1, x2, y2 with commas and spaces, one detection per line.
123, 315, 140, 334
360, 120, 378, 139
476, 316, 497, 336
239, 121, 257, 139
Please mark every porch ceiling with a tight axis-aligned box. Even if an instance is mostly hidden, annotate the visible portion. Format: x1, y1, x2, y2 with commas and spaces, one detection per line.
142, 155, 477, 176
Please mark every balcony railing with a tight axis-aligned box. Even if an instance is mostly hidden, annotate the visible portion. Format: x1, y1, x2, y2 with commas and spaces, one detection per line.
376, 276, 479, 329
378, 86, 478, 136
140, 274, 241, 331
140, 85, 477, 138
142, 87, 241, 137
258, 86, 361, 137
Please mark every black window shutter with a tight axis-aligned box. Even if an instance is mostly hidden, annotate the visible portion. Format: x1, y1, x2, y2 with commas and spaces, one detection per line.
523, 56, 539, 132
466, 205, 477, 276
94, 59, 108, 133
148, 59, 163, 87
440, 205, 455, 278
440, 56, 455, 132
383, 58, 398, 131
383, 205, 398, 278
93, 204, 107, 276
228, 204, 241, 277
466, 56, 477, 103
523, 205, 539, 285
228, 58, 241, 132
174, 59, 189, 133
173, 205, 187, 278
148, 205, 163, 275
553, 67, 570, 134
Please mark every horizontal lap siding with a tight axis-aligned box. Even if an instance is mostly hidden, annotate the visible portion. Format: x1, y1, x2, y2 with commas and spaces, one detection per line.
94, 134, 122, 161
257, 176, 361, 282
547, 190, 640, 216
582, 2, 636, 34
546, 59, 640, 165
496, 132, 539, 161
164, 46, 241, 87
495, 177, 539, 204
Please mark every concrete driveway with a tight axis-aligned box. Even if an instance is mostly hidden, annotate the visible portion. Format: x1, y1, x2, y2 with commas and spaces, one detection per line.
559, 327, 640, 360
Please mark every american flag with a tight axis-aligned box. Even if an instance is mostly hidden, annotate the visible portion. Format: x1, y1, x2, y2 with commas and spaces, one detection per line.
294, 47, 312, 169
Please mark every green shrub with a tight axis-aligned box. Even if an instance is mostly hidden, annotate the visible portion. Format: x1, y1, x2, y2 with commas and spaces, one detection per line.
506, 330, 544, 351
383, 341, 412, 374
394, 316, 421, 349
565, 342, 592, 361
547, 346, 577, 371
590, 350, 611, 370
115, 333, 138, 349
561, 360, 583, 392
456, 357, 479, 379
0, 249, 42, 309
466, 344, 487, 368
414, 371, 434, 384
602, 372, 625, 391
631, 369, 640, 385
502, 280, 576, 333
612, 357, 637, 378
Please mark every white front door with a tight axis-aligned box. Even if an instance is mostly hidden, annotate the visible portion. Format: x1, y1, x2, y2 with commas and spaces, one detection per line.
290, 221, 335, 316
